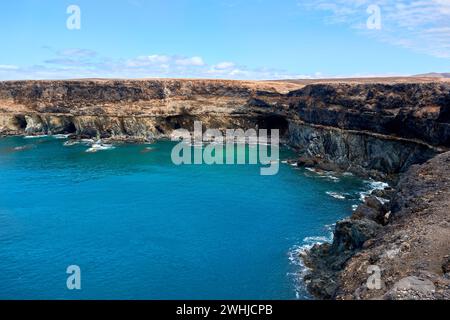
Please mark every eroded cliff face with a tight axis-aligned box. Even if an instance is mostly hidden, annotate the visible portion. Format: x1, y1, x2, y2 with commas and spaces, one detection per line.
289, 83, 450, 147
0, 79, 293, 140
286, 82, 450, 176
0, 79, 448, 177
288, 123, 438, 177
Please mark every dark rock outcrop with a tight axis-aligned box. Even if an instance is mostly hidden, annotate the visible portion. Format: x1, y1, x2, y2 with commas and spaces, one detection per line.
305, 151, 450, 300
288, 83, 450, 147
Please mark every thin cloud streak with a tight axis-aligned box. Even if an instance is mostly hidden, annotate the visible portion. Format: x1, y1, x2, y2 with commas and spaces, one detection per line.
0, 49, 320, 80
301, 0, 450, 58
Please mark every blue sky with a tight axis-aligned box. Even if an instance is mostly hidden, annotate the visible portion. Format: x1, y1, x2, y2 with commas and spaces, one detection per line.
0, 0, 449, 80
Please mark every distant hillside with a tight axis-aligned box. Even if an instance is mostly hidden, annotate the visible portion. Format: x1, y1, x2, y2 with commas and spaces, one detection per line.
415, 72, 450, 78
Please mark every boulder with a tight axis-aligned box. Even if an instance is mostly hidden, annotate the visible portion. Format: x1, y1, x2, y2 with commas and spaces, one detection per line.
352, 204, 380, 222
331, 218, 382, 253
365, 196, 385, 212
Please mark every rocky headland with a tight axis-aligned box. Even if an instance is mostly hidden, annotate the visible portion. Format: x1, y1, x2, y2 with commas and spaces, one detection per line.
0, 77, 449, 299
303, 151, 450, 299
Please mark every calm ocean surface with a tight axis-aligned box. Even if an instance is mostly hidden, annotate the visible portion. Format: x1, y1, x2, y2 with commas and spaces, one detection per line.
0, 136, 371, 299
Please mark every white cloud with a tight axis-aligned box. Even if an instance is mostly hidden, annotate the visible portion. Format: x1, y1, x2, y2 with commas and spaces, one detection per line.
58, 48, 98, 58
207, 61, 238, 75
0, 65, 19, 70
301, 0, 450, 58
0, 49, 323, 80
126, 55, 171, 67
229, 69, 247, 76
175, 56, 205, 66
214, 61, 235, 69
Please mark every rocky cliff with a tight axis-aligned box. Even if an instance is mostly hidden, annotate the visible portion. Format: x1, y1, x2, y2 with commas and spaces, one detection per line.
0, 79, 295, 140
304, 151, 450, 300
0, 78, 449, 300
1, 79, 448, 177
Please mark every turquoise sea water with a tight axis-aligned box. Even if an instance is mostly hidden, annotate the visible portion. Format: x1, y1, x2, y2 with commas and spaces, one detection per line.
0, 136, 371, 299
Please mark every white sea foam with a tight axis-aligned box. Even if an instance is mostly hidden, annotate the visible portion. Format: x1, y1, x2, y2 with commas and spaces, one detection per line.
64, 138, 95, 147
368, 180, 389, 190
13, 145, 34, 151
53, 134, 71, 139
85, 141, 115, 153
303, 236, 330, 243
287, 244, 313, 299
325, 175, 340, 182
303, 167, 340, 182
24, 135, 48, 139
359, 179, 390, 202
287, 228, 334, 299
326, 191, 346, 200
63, 140, 79, 146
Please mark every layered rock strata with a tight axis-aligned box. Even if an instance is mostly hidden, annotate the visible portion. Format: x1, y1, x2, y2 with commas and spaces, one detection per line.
1, 79, 448, 177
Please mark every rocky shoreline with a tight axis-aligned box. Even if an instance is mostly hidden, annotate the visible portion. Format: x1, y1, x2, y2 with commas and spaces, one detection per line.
1, 78, 449, 299
301, 151, 450, 300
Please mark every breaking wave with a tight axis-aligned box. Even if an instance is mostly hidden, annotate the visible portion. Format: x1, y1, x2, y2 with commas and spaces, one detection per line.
288, 225, 334, 299
359, 179, 390, 202
326, 191, 346, 200
86, 143, 115, 153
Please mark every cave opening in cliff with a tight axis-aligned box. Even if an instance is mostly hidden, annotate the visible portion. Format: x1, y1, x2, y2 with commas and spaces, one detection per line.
64, 121, 77, 134
166, 115, 196, 132
257, 114, 289, 137
13, 115, 27, 130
